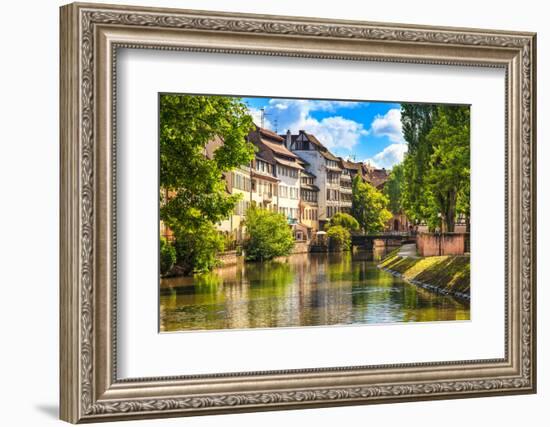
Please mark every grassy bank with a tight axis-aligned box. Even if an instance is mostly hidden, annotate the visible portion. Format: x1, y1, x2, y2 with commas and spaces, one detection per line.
378, 248, 470, 299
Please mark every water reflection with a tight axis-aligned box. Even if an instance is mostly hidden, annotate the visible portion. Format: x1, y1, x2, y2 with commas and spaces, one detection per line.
160, 249, 470, 332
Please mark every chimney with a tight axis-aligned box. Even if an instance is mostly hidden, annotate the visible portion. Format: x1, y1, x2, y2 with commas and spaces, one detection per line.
285, 129, 292, 149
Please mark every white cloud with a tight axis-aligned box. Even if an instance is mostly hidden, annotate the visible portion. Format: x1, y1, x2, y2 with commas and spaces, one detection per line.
250, 99, 367, 152
369, 108, 405, 143
300, 116, 367, 151
364, 143, 408, 169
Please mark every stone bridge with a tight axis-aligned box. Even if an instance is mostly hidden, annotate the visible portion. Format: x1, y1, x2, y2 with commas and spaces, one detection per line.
351, 232, 415, 249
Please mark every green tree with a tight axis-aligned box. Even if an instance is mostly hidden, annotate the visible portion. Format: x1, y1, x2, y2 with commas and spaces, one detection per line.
159, 94, 255, 273
383, 162, 405, 214
244, 206, 294, 261
400, 104, 438, 224
173, 222, 225, 274
326, 225, 351, 252
327, 212, 360, 232
399, 103, 470, 232
351, 176, 393, 233
159, 237, 176, 275
425, 105, 470, 232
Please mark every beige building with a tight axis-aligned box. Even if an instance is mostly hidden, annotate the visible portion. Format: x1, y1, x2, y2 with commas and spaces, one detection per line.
217, 164, 253, 241
299, 169, 320, 238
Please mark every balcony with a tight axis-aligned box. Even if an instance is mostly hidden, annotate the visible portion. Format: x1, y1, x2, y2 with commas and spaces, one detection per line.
340, 186, 352, 193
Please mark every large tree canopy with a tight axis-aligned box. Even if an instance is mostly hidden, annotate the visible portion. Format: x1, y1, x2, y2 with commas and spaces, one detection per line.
425, 105, 470, 232
160, 94, 255, 231
160, 94, 255, 274
400, 104, 438, 225
351, 176, 392, 234
383, 162, 405, 215
399, 103, 470, 232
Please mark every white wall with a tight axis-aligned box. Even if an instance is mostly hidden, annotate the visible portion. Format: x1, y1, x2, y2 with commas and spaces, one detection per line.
0, 0, 546, 426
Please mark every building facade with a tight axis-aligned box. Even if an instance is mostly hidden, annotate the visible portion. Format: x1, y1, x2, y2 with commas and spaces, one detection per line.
162, 125, 395, 245
299, 169, 320, 237
282, 130, 385, 230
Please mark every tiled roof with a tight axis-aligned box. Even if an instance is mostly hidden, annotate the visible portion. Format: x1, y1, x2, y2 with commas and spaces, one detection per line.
248, 126, 299, 160
262, 138, 299, 159
304, 132, 325, 149
302, 132, 342, 162
259, 127, 284, 142
275, 157, 304, 170
367, 168, 390, 188
339, 158, 362, 171
251, 170, 279, 182
204, 135, 224, 160
320, 150, 341, 162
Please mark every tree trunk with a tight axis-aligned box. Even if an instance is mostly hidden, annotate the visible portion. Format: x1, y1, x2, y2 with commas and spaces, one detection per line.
445, 190, 457, 233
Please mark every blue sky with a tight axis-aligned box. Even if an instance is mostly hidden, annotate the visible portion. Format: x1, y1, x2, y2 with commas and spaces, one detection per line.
242, 97, 406, 169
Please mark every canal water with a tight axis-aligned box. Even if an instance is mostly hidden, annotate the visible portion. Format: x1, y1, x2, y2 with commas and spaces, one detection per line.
160, 250, 470, 332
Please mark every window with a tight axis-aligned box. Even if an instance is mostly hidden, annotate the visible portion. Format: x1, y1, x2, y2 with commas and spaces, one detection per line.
235, 200, 250, 216
295, 141, 310, 150
326, 160, 339, 169
326, 189, 340, 201
301, 176, 314, 185
233, 172, 251, 192
327, 172, 340, 184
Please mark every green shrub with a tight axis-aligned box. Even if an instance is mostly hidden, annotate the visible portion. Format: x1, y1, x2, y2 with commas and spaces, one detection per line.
159, 237, 176, 275
326, 225, 351, 252
173, 222, 225, 274
244, 206, 294, 261
328, 212, 360, 231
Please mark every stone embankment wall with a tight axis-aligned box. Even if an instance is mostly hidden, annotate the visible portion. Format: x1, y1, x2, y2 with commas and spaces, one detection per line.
416, 233, 468, 256
218, 250, 238, 267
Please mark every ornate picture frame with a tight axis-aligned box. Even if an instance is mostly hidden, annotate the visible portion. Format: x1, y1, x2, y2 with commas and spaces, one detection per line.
60, 2, 536, 423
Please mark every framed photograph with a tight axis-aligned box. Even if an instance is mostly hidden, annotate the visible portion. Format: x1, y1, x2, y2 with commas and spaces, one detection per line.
60, 2, 536, 423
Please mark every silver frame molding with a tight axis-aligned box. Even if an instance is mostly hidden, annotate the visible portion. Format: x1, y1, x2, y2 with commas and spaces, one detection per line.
60, 2, 537, 423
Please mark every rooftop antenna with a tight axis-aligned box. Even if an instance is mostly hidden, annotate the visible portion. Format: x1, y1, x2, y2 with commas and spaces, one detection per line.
260, 108, 266, 128
260, 108, 277, 131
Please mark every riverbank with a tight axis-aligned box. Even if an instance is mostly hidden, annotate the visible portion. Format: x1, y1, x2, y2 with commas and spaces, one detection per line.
378, 244, 470, 300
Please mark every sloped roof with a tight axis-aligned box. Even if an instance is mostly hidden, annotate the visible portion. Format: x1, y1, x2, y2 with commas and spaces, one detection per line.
275, 157, 304, 170
251, 170, 279, 183
339, 158, 362, 171
262, 138, 299, 159
321, 151, 340, 162
259, 127, 285, 142
301, 169, 316, 178
367, 168, 390, 188
302, 132, 341, 162
248, 126, 299, 160
204, 135, 224, 160
304, 132, 325, 150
